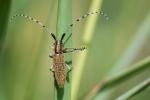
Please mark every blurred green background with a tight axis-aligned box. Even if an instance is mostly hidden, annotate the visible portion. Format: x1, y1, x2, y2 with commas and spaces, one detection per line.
0, 0, 150, 100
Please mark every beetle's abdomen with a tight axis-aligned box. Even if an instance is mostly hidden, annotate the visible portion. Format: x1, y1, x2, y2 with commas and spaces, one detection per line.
53, 54, 66, 88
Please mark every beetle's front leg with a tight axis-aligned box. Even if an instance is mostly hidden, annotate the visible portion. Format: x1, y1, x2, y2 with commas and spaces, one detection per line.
63, 47, 86, 53
49, 43, 54, 58
49, 53, 54, 58
49, 53, 54, 72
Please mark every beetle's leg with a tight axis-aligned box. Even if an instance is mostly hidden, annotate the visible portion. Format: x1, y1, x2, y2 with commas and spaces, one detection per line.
49, 43, 54, 58
49, 53, 54, 58
50, 66, 54, 72
65, 61, 72, 65
50, 45, 54, 49
66, 64, 72, 72
66, 64, 72, 82
63, 47, 86, 53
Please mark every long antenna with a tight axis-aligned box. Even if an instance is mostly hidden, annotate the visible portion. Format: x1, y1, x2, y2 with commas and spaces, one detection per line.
10, 14, 50, 34
63, 10, 109, 45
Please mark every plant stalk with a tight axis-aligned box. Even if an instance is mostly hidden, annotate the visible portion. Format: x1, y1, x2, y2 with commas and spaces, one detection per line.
55, 0, 72, 100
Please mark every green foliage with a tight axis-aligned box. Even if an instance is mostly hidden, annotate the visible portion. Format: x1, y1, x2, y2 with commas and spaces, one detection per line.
0, 0, 150, 100
0, 0, 11, 100
86, 56, 150, 99
117, 78, 150, 100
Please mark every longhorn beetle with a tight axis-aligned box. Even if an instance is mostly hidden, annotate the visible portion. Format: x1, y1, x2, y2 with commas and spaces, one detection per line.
11, 10, 108, 88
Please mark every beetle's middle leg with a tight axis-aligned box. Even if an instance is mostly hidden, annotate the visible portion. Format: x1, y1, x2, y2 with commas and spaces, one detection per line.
63, 47, 86, 53
49, 53, 54, 72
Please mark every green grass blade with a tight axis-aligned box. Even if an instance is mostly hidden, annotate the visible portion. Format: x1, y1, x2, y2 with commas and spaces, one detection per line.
111, 12, 150, 75
0, 0, 11, 100
0, 0, 11, 53
116, 78, 150, 100
72, 0, 103, 100
85, 56, 150, 100
55, 0, 72, 100
93, 11, 150, 100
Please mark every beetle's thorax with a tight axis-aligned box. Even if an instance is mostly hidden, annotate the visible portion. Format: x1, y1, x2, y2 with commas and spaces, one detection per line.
55, 41, 63, 53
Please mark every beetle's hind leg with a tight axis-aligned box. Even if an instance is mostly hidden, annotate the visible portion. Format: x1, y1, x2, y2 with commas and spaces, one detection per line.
66, 64, 72, 73
65, 61, 72, 65
66, 64, 72, 82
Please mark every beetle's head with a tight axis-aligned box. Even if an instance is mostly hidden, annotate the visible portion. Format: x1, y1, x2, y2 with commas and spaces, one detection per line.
51, 33, 66, 53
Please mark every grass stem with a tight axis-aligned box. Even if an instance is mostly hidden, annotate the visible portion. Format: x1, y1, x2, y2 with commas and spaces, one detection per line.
55, 0, 72, 100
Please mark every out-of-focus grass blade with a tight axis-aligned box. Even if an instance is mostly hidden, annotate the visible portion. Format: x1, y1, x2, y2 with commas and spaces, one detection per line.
85, 56, 150, 100
0, 0, 11, 53
55, 0, 72, 100
95, 12, 150, 100
72, 0, 103, 100
0, 0, 11, 100
111, 12, 150, 74
2, 1, 56, 100
116, 78, 150, 100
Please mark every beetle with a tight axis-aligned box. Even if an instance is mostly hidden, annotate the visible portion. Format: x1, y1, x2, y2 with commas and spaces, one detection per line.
49, 33, 85, 88
10, 10, 108, 88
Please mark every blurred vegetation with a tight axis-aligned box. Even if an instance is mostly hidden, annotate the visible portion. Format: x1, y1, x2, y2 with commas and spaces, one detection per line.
116, 78, 150, 100
0, 0, 150, 100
